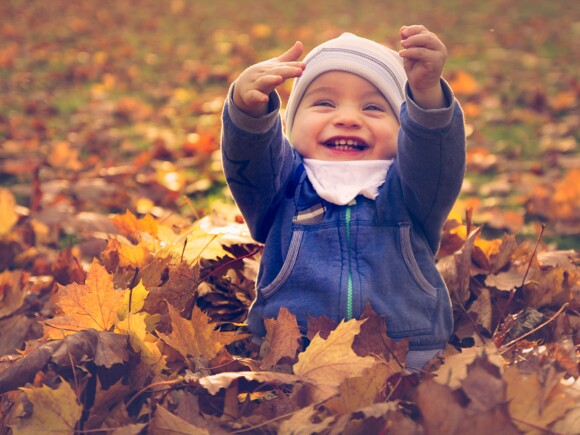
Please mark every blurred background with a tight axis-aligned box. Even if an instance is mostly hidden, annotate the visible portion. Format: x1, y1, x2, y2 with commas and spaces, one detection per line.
1, 0, 579, 249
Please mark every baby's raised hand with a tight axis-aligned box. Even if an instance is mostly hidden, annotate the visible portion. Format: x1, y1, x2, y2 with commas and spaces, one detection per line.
233, 42, 305, 117
399, 25, 447, 109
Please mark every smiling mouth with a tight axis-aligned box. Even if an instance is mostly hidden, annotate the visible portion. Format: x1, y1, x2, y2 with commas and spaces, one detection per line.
324, 138, 368, 152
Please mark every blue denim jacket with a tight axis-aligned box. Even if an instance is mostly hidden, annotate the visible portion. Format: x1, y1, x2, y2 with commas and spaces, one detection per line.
221, 81, 465, 351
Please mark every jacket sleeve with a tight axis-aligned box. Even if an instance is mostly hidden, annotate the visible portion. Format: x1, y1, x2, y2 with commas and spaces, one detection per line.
221, 84, 295, 243
395, 79, 466, 253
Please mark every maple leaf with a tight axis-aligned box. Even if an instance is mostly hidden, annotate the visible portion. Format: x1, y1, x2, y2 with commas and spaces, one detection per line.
0, 188, 18, 237
293, 319, 377, 403
10, 380, 82, 435
326, 362, 390, 415
260, 307, 302, 370
158, 304, 246, 368
44, 259, 126, 339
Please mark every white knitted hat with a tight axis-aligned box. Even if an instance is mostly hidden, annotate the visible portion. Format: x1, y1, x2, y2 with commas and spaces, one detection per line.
285, 33, 407, 137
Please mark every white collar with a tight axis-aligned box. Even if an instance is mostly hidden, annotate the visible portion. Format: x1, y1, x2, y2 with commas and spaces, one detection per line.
303, 158, 393, 205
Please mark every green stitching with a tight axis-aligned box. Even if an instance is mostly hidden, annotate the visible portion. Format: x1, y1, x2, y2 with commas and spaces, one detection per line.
345, 206, 353, 320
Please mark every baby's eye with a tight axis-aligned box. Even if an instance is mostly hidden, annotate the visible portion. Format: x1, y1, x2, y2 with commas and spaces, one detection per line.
313, 100, 334, 108
364, 104, 385, 111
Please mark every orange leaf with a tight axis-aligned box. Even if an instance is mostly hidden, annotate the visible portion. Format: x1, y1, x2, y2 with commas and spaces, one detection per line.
449, 70, 480, 96
0, 188, 18, 236
112, 210, 158, 238
44, 259, 126, 339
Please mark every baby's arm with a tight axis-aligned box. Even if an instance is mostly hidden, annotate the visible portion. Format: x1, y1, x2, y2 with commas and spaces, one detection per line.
399, 25, 447, 110
233, 42, 305, 117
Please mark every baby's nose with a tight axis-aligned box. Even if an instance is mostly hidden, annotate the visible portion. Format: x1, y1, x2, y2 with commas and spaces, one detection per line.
334, 107, 361, 127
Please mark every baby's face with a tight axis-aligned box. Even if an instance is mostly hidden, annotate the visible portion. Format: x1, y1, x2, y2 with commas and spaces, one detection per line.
290, 71, 399, 161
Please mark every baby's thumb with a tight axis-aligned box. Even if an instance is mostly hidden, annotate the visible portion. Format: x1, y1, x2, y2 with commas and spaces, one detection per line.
277, 41, 304, 62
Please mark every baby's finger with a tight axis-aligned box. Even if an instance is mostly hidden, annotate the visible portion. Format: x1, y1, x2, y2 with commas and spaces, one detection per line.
244, 89, 270, 105
264, 64, 305, 80
401, 33, 443, 50
277, 41, 304, 63
400, 24, 429, 39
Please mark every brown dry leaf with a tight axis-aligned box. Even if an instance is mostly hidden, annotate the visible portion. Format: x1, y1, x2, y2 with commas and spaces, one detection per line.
485, 268, 527, 292
293, 319, 377, 403
9, 381, 82, 435
326, 362, 390, 415
260, 307, 302, 370
0, 270, 27, 318
352, 303, 408, 369
0, 188, 18, 236
524, 266, 574, 309
44, 259, 126, 339
467, 287, 493, 332
437, 227, 481, 306
157, 305, 246, 368
149, 405, 210, 434
85, 379, 133, 430
505, 364, 578, 434
433, 342, 504, 389
416, 357, 519, 435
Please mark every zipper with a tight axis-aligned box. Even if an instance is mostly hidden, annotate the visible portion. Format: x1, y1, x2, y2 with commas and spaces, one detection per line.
345, 205, 353, 320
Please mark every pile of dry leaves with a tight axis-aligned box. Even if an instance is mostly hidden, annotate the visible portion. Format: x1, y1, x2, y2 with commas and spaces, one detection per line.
0, 196, 578, 434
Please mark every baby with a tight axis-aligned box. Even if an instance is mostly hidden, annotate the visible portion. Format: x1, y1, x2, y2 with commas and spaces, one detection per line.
221, 25, 466, 370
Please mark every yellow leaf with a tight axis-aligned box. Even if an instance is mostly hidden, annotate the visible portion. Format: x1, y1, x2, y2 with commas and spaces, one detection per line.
117, 280, 149, 321
115, 311, 166, 375
0, 188, 18, 236
11, 381, 82, 435
293, 319, 377, 402
112, 238, 150, 268
158, 305, 246, 367
152, 221, 230, 264
44, 259, 126, 339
